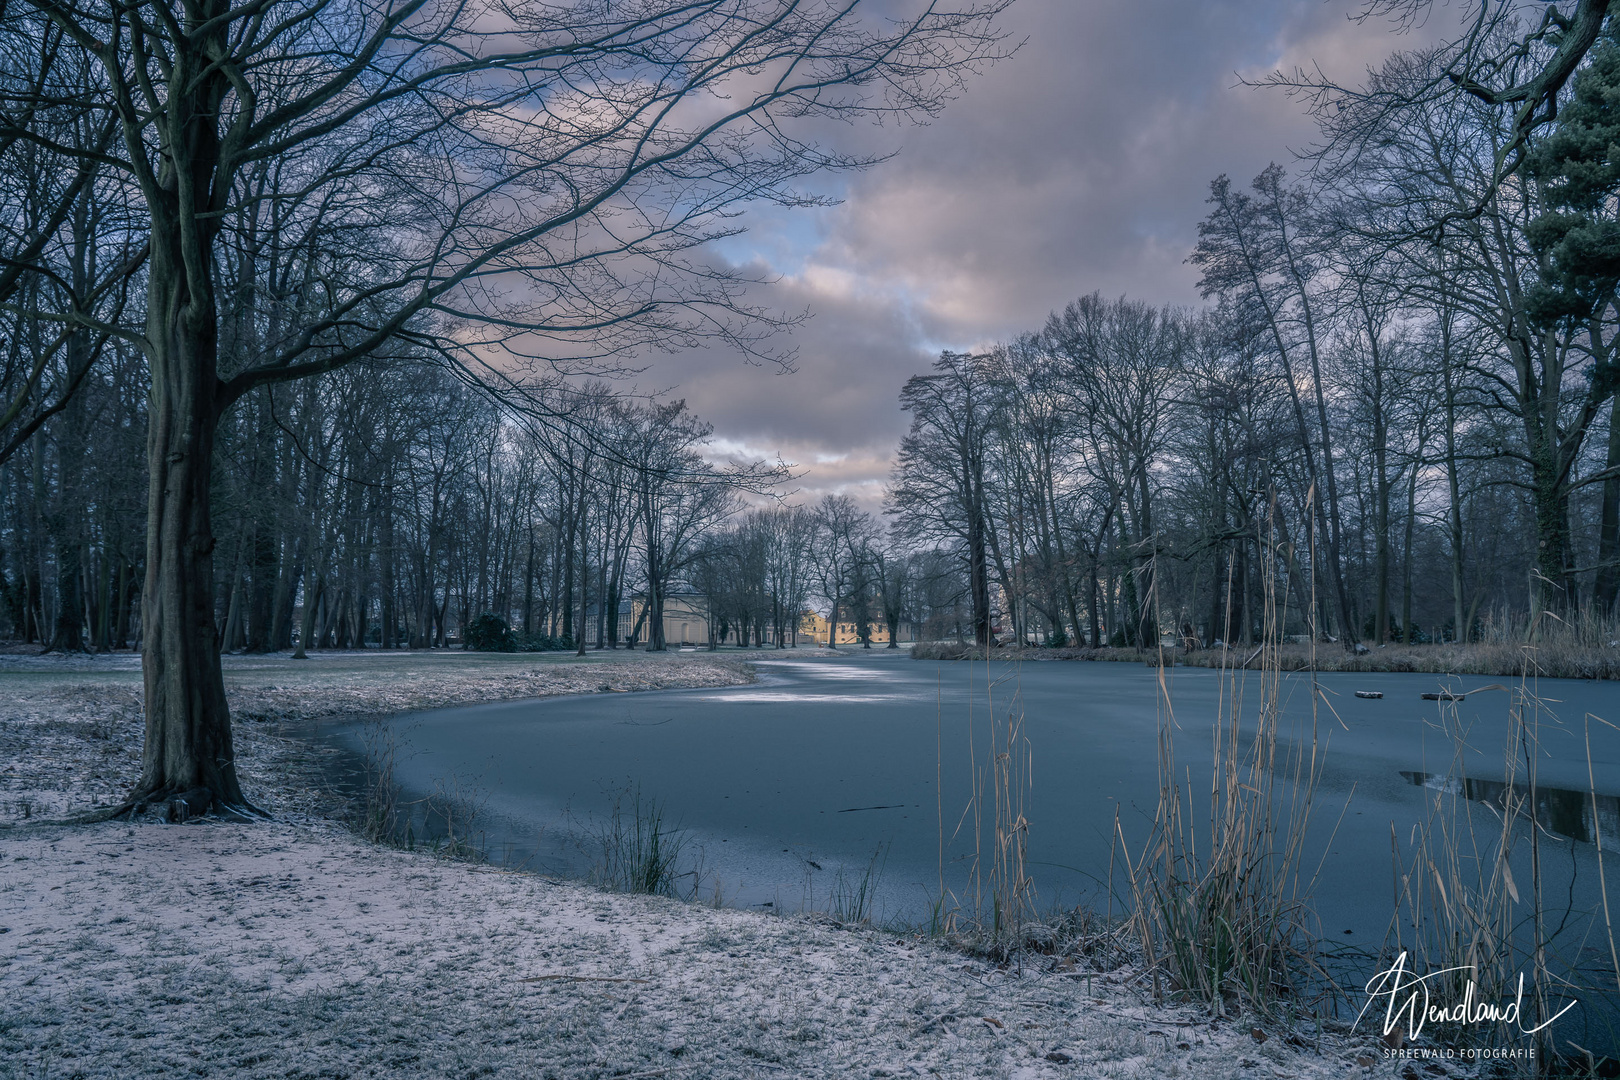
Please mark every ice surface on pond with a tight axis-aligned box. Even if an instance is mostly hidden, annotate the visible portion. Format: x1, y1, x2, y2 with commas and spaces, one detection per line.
338, 651, 1620, 939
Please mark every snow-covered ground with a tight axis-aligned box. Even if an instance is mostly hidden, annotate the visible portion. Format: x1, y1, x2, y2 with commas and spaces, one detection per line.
0, 648, 757, 823
0, 649, 1408, 1078
1, 821, 1398, 1080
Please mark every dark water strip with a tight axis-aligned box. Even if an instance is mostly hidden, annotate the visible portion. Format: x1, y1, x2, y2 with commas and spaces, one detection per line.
1401, 770, 1620, 847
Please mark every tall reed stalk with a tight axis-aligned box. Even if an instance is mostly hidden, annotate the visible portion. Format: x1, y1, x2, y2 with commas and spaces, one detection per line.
987, 672, 1034, 939
358, 715, 404, 844
933, 659, 1035, 950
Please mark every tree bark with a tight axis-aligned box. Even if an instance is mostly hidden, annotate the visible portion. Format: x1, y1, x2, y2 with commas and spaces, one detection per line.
131, 270, 251, 813
1371, 325, 1391, 644
967, 479, 991, 647
1444, 324, 1469, 641
1595, 400, 1620, 615
1402, 457, 1419, 643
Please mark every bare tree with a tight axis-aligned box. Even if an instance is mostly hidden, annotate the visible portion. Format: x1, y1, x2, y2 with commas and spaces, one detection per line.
888, 352, 997, 645
1323, 46, 1616, 619
762, 506, 813, 647
1042, 295, 1185, 648
1192, 168, 1358, 643
1277, 1, 1612, 208
807, 494, 875, 649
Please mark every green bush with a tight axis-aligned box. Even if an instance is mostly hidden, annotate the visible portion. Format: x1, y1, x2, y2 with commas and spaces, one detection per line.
518, 631, 573, 652
463, 613, 518, 652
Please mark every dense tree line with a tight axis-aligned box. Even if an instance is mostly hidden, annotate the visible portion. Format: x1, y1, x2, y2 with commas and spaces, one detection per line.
887, 30, 1620, 649
688, 496, 977, 650
11, 21, 1620, 664
0, 361, 783, 654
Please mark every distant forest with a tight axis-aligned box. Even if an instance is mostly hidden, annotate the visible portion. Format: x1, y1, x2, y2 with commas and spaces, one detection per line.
3, 12, 1620, 657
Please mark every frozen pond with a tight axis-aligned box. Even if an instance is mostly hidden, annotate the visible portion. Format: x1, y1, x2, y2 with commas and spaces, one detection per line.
331, 651, 1620, 948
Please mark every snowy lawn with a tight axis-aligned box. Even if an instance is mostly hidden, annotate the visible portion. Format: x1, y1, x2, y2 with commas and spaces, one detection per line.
1, 821, 1398, 1080
0, 648, 757, 824
0, 648, 1403, 1079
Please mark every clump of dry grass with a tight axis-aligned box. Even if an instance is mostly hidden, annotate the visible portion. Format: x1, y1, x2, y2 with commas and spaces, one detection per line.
825, 846, 887, 926
942, 902, 1137, 975
1118, 509, 1330, 1021
352, 715, 488, 859
356, 715, 404, 844
588, 785, 693, 897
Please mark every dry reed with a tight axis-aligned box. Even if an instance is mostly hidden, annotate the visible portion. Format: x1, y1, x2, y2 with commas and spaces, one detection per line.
588, 785, 692, 897
1380, 678, 1603, 1069
930, 658, 1035, 953
1119, 499, 1330, 1019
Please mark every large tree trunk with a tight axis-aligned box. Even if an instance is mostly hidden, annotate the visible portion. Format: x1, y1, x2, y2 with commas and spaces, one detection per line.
967, 500, 990, 646
561, 516, 576, 645
1086, 507, 1109, 647
522, 527, 535, 636
271, 541, 302, 651
51, 533, 86, 652
1528, 439, 1577, 623
1402, 460, 1419, 644
246, 388, 280, 651
984, 507, 1017, 645
380, 485, 397, 648
48, 387, 87, 652
644, 491, 667, 651
576, 543, 589, 657
1594, 400, 1620, 616
1133, 464, 1158, 647
113, 559, 131, 650
1445, 345, 1469, 641
130, 280, 251, 815
1372, 333, 1391, 644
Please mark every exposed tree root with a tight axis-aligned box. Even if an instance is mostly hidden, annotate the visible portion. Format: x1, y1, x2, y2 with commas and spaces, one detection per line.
69, 785, 269, 825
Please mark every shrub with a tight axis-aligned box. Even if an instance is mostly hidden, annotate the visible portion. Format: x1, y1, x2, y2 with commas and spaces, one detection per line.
463, 613, 517, 652
518, 631, 573, 652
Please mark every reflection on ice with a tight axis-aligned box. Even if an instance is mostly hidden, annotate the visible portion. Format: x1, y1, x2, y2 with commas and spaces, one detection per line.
752, 662, 892, 680
697, 692, 906, 703
1401, 770, 1620, 846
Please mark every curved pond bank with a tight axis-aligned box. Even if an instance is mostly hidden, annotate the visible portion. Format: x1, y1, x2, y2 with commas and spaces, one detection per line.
330, 651, 1620, 944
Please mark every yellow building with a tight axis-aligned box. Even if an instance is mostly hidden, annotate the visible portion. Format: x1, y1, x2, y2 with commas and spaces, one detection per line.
620, 595, 913, 648
798, 609, 911, 646
622, 593, 711, 646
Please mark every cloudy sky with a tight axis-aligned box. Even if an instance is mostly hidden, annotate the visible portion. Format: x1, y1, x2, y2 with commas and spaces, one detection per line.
636, 0, 1465, 512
